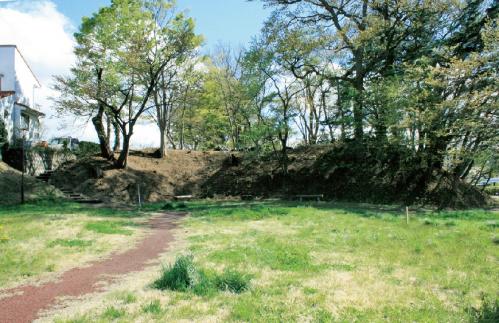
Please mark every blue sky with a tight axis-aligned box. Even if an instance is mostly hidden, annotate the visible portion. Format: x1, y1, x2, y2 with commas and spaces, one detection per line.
0, 0, 272, 144
51, 0, 271, 51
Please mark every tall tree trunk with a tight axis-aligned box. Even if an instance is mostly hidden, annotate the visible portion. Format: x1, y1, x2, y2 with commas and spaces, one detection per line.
115, 132, 131, 169
92, 106, 114, 160
352, 74, 364, 141
159, 127, 167, 158
113, 119, 120, 153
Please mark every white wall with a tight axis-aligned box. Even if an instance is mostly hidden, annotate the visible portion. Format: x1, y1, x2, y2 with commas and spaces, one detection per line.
14, 47, 40, 108
0, 46, 16, 92
0, 46, 42, 144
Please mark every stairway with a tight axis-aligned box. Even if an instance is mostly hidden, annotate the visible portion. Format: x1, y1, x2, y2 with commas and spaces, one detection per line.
36, 171, 102, 204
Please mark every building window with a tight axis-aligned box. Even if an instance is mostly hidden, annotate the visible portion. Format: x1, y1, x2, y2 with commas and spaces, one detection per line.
21, 113, 30, 131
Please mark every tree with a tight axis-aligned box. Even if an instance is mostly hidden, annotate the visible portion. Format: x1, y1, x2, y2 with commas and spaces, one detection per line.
0, 117, 7, 149
258, 0, 460, 141
150, 2, 202, 157
54, 0, 200, 168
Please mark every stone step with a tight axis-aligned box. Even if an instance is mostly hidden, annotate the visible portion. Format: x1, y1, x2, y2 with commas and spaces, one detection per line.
76, 199, 103, 204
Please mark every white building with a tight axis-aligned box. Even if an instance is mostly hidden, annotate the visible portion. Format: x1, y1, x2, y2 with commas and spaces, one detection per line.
0, 45, 44, 146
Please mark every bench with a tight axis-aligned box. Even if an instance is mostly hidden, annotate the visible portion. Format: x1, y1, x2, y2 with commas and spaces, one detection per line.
295, 194, 324, 202
174, 195, 194, 201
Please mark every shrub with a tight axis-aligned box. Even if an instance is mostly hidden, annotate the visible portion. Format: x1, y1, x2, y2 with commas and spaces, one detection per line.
215, 269, 251, 293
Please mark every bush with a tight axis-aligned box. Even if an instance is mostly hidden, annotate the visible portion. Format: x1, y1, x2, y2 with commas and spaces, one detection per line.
153, 255, 250, 295
76, 141, 101, 157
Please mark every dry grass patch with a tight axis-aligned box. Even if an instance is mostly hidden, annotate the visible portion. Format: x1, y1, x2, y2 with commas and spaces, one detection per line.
0, 203, 147, 290
36, 201, 499, 322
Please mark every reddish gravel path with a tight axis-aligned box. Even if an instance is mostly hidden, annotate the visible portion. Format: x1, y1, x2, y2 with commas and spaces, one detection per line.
0, 212, 185, 323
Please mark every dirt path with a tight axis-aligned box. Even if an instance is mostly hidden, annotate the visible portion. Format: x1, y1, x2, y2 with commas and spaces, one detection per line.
0, 212, 185, 323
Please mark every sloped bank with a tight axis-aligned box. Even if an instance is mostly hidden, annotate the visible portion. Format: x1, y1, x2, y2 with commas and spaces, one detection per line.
200, 143, 488, 209
51, 145, 488, 208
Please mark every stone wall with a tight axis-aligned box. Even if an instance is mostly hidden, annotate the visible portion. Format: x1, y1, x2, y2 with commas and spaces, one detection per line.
1, 147, 75, 176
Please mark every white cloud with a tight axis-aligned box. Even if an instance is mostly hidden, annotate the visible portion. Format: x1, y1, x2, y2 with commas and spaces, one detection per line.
0, 0, 77, 138
0, 0, 162, 148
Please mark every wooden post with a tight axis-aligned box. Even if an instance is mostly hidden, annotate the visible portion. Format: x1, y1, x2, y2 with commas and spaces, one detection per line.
406, 206, 409, 224
137, 183, 142, 209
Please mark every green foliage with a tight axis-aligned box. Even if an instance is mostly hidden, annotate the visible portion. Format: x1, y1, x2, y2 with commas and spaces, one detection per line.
75, 141, 100, 157
0, 117, 7, 147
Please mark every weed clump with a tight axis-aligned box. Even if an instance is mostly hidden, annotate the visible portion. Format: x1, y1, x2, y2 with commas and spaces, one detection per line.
153, 255, 250, 295
0, 225, 9, 242
153, 255, 200, 291
215, 269, 251, 293
468, 296, 498, 322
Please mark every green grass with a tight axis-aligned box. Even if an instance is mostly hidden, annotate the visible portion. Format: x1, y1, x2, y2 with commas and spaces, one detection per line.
153, 255, 250, 296
47, 200, 499, 322
48, 239, 94, 248
141, 300, 162, 315
85, 221, 133, 235
0, 201, 144, 289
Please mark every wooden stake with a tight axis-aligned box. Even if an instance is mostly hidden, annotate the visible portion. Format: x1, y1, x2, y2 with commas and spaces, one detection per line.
406, 206, 409, 224
137, 184, 142, 209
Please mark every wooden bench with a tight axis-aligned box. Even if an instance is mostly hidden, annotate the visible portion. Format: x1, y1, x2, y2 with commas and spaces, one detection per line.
174, 195, 194, 201
295, 194, 324, 202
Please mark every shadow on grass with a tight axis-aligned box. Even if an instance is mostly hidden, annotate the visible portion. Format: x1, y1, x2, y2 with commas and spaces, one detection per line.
0, 200, 143, 219
143, 199, 498, 222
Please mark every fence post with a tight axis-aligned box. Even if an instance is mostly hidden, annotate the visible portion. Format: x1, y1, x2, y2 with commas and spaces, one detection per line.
137, 183, 142, 210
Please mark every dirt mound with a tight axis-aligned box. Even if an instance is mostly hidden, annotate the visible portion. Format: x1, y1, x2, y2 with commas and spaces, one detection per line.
51, 145, 488, 208
200, 143, 488, 208
0, 162, 63, 205
51, 150, 228, 204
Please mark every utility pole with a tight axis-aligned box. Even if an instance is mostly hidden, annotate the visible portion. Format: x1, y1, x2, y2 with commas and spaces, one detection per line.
20, 128, 27, 204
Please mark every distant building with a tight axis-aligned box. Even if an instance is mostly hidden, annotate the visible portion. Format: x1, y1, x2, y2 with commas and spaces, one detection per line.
0, 45, 44, 147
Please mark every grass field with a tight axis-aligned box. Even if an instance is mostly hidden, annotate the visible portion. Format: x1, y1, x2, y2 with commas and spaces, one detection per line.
42, 200, 498, 322
0, 202, 146, 290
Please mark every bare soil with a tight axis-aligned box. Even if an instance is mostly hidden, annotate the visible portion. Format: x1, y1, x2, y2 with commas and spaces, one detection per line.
51, 150, 229, 204
0, 212, 185, 323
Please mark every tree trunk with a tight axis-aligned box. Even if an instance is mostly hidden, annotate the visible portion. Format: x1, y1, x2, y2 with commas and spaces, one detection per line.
352, 76, 364, 140
115, 133, 131, 169
92, 106, 114, 160
113, 119, 121, 153
159, 127, 167, 158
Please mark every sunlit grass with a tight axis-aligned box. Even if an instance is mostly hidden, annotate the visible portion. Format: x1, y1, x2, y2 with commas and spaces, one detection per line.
44, 200, 499, 322
0, 201, 145, 289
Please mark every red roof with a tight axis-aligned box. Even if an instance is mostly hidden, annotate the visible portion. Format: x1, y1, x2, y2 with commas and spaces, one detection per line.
0, 91, 15, 99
